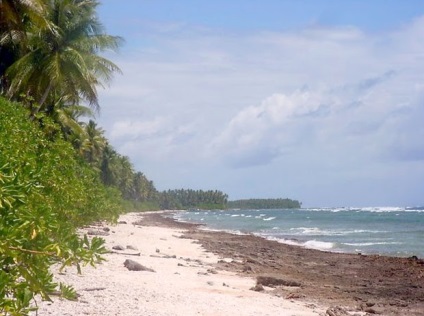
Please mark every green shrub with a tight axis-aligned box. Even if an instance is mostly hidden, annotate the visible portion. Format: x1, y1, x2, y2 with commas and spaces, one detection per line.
0, 98, 121, 315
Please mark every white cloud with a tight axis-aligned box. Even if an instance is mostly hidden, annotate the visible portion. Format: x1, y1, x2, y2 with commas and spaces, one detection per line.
208, 90, 329, 166
208, 61, 423, 169
98, 16, 424, 206
110, 117, 166, 140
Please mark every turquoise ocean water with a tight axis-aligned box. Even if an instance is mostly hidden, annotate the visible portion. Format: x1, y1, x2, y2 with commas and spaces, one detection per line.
175, 207, 424, 258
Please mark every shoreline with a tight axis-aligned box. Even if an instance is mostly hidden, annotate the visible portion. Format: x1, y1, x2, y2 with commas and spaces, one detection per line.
176, 218, 423, 260
30, 211, 424, 315
174, 208, 424, 259
143, 211, 424, 315
31, 212, 328, 316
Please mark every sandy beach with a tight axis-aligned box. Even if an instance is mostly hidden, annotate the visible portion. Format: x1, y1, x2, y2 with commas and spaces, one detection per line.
31, 211, 424, 315
31, 212, 326, 316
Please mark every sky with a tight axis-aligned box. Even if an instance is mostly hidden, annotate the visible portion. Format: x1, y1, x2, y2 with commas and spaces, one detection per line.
96, 0, 424, 207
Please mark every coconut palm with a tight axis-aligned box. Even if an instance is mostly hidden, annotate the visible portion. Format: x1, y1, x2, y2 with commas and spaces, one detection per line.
0, 0, 45, 31
131, 172, 158, 202
114, 155, 135, 199
81, 119, 107, 165
99, 143, 116, 186
5, 0, 122, 114
98, 147, 136, 198
53, 101, 95, 150
0, 0, 46, 92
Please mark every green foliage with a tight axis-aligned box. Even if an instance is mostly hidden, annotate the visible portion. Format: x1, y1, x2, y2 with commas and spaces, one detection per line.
0, 97, 121, 315
1, 4, 304, 314
58, 283, 78, 301
98, 146, 159, 208
3, 0, 122, 113
226, 198, 302, 209
121, 200, 160, 213
159, 189, 228, 210
0, 0, 130, 313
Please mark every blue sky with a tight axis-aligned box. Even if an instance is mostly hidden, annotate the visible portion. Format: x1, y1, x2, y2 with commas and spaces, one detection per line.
96, 1, 424, 207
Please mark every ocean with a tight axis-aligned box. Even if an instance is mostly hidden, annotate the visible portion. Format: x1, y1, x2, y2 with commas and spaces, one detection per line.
174, 206, 424, 258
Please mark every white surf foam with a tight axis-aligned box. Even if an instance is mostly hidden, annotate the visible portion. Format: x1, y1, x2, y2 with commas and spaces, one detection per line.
343, 241, 402, 247
303, 240, 335, 250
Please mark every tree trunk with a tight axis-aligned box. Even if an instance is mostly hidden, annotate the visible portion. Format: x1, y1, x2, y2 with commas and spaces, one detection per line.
33, 81, 53, 116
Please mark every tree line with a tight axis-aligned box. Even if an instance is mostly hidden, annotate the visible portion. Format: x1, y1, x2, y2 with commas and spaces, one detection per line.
0, 2, 231, 313
0, 0, 144, 314
0, 1, 300, 313
159, 189, 229, 210
227, 198, 301, 209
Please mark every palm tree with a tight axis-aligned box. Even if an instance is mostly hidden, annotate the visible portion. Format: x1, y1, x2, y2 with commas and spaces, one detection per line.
81, 119, 106, 165
5, 0, 122, 115
132, 172, 158, 202
115, 155, 135, 199
0, 0, 46, 92
98, 148, 135, 197
99, 144, 117, 186
0, 0, 45, 31
53, 101, 95, 149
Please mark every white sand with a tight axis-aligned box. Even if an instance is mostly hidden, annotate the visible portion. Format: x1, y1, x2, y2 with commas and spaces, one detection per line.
31, 212, 326, 316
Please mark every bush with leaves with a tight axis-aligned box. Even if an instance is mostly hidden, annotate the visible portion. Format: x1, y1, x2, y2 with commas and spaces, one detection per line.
0, 97, 121, 315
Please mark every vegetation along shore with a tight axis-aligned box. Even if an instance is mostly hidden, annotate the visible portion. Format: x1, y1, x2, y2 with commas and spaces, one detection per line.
0, 1, 299, 314
1, 1, 421, 316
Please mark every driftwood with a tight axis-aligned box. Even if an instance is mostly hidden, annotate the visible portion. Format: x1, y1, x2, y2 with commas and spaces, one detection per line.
149, 254, 177, 259
82, 287, 106, 292
108, 251, 141, 256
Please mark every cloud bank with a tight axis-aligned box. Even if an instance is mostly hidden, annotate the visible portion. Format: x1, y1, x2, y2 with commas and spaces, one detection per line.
98, 16, 424, 206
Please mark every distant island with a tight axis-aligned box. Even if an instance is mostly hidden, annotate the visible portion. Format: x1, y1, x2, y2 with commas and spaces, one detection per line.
226, 198, 301, 209
158, 189, 301, 210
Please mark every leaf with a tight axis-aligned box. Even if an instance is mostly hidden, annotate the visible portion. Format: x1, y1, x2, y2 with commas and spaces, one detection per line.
83, 234, 89, 247
59, 283, 78, 301
31, 228, 37, 240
